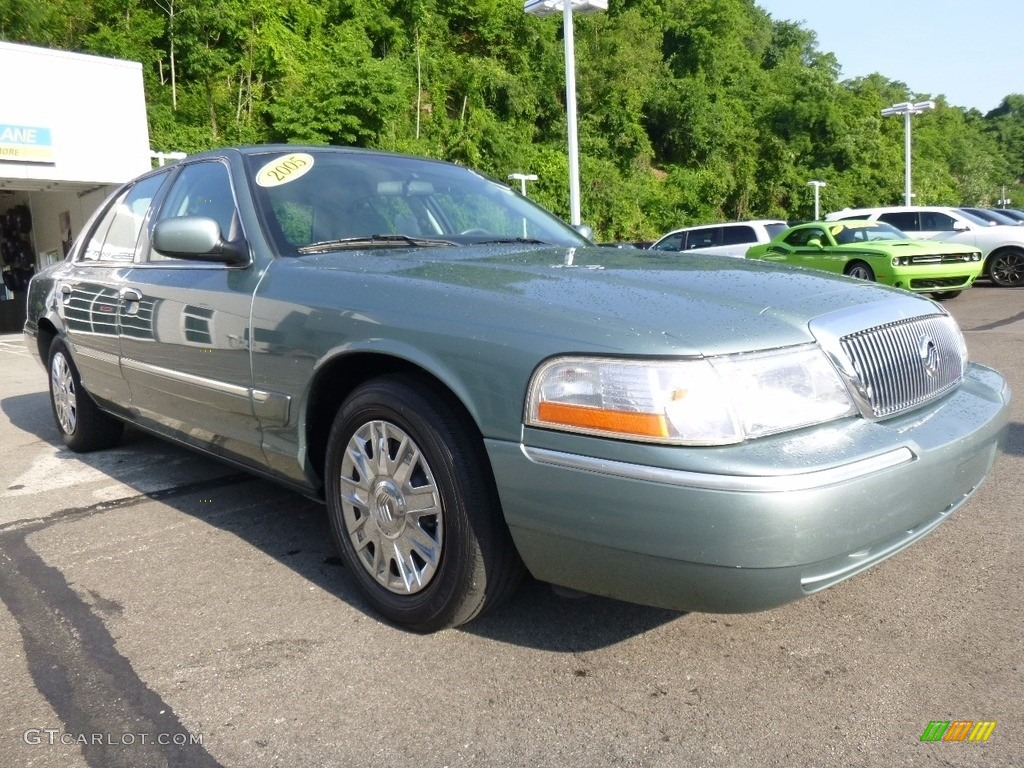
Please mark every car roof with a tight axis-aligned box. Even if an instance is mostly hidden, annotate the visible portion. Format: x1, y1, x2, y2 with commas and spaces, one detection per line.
660, 219, 787, 236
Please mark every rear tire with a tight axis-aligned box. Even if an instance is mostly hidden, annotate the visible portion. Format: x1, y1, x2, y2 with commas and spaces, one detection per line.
47, 339, 124, 452
324, 375, 523, 632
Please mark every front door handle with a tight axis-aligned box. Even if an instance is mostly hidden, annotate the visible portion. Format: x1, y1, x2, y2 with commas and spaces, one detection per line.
120, 287, 143, 316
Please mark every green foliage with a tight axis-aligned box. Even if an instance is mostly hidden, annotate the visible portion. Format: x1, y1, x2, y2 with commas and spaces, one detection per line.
3, 0, 1023, 239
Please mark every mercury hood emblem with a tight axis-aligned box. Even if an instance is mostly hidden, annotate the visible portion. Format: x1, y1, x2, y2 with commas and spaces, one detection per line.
919, 334, 939, 378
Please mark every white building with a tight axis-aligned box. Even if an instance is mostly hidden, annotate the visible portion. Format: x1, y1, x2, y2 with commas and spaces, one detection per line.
0, 41, 152, 331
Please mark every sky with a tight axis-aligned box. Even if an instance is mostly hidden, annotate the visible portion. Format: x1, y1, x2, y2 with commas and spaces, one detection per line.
755, 0, 1024, 114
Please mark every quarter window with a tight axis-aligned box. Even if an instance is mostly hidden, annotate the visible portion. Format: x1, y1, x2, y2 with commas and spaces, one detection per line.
720, 225, 756, 246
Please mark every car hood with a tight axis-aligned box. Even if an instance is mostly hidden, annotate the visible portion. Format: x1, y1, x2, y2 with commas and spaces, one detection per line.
855, 239, 978, 254
286, 245, 937, 357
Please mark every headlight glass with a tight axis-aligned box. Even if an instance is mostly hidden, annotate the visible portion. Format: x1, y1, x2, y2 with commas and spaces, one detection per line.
526, 345, 856, 445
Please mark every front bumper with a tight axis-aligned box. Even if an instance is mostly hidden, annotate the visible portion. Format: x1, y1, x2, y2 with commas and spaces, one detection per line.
883, 263, 983, 292
486, 363, 1010, 613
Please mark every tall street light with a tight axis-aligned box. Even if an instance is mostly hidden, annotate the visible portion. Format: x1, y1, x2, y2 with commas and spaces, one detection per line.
509, 172, 539, 236
881, 100, 935, 206
524, 0, 606, 227
508, 172, 538, 197
807, 180, 826, 220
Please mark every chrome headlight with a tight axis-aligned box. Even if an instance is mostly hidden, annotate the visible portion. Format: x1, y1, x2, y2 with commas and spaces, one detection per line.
525, 346, 857, 445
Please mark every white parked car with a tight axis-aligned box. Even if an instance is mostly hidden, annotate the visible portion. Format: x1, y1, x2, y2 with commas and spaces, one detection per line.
649, 220, 788, 258
825, 206, 1024, 287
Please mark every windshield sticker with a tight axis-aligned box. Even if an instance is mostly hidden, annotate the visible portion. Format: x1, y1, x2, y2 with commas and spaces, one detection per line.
256, 153, 314, 187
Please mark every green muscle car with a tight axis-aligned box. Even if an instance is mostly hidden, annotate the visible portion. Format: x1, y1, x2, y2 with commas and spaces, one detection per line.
24, 146, 1010, 631
745, 220, 984, 299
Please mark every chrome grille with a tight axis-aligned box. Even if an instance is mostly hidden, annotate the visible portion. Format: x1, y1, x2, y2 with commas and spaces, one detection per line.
839, 314, 966, 418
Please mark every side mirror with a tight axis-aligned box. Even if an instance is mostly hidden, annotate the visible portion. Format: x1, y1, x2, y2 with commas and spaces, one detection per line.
953, 220, 969, 231
807, 237, 824, 249
573, 223, 595, 241
152, 216, 249, 265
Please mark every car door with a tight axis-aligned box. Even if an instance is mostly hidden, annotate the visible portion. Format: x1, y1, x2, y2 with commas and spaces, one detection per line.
918, 210, 978, 246
761, 226, 834, 270
55, 174, 169, 410
117, 159, 268, 466
684, 226, 722, 254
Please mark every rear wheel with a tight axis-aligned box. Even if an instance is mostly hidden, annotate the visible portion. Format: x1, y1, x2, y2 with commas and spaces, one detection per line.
988, 248, 1024, 287
324, 375, 523, 632
48, 339, 124, 452
844, 261, 875, 281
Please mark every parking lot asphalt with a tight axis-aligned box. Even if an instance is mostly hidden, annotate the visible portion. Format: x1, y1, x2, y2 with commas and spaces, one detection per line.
1, 285, 1022, 768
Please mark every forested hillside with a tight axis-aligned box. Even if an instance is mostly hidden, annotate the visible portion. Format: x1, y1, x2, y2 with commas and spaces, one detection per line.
3, 0, 1022, 241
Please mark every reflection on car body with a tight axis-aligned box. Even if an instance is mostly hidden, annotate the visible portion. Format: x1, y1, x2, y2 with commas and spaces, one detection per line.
24, 146, 1011, 632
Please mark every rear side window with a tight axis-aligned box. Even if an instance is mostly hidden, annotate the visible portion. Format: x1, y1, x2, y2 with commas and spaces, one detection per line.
764, 223, 788, 238
720, 225, 756, 246
687, 227, 721, 249
79, 174, 168, 263
878, 212, 918, 231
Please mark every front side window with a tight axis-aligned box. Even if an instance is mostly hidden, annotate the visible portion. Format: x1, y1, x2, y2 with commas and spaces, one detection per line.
919, 211, 957, 231
151, 161, 239, 262
784, 227, 826, 247
652, 232, 685, 252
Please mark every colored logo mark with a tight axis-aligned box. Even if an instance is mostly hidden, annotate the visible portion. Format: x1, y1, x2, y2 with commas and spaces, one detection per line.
920, 721, 996, 742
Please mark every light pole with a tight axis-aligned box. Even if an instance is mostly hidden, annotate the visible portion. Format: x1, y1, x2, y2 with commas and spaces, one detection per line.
524, 0, 606, 226
508, 172, 538, 197
807, 180, 826, 220
881, 100, 935, 206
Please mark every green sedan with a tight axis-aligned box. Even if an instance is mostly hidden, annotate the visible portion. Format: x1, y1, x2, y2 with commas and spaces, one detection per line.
746, 220, 984, 299
23, 147, 1010, 631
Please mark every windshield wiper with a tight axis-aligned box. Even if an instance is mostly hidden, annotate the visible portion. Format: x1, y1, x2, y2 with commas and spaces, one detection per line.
297, 234, 458, 253
471, 237, 552, 245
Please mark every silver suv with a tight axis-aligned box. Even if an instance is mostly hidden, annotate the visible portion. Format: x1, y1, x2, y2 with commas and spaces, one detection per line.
649, 220, 788, 258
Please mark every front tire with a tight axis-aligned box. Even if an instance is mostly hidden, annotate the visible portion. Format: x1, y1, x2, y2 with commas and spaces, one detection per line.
844, 261, 875, 281
47, 339, 124, 452
324, 375, 523, 632
988, 248, 1024, 287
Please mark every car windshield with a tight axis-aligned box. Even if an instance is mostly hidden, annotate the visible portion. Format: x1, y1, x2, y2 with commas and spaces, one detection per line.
829, 222, 909, 244
964, 208, 1019, 226
245, 149, 590, 255
954, 208, 991, 226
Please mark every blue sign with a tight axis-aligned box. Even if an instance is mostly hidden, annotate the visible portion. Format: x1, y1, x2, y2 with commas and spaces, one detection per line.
0, 124, 54, 162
